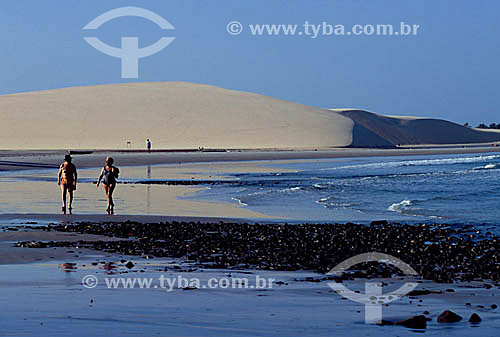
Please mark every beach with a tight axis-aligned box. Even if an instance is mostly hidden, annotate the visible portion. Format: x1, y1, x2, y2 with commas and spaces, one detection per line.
2, 82, 500, 336
0, 220, 498, 336
4, 0, 500, 334
0, 149, 499, 336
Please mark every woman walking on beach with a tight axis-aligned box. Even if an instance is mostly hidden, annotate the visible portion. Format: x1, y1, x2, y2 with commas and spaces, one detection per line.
96, 157, 120, 214
57, 154, 77, 214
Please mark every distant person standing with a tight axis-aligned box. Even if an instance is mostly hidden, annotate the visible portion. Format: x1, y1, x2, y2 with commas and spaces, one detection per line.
57, 154, 77, 214
146, 139, 152, 153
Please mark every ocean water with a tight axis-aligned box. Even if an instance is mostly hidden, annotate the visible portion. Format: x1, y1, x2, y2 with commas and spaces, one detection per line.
1, 153, 500, 230
186, 153, 500, 227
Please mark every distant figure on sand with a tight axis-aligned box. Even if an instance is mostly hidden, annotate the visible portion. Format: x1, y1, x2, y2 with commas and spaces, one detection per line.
97, 157, 120, 214
57, 154, 77, 214
146, 139, 151, 153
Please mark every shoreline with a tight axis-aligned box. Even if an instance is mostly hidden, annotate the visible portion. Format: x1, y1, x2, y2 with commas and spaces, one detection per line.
0, 213, 268, 226
1, 147, 500, 171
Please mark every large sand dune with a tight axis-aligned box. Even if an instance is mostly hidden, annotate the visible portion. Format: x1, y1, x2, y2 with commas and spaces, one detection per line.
1, 82, 500, 150
0, 82, 354, 150
333, 109, 500, 147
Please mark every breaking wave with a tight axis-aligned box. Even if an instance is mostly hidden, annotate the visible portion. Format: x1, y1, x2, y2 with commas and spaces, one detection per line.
388, 199, 414, 213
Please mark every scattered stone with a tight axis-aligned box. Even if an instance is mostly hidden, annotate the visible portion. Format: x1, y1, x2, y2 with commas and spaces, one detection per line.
125, 261, 135, 269
103, 262, 116, 270
468, 313, 481, 323
376, 320, 394, 326
396, 315, 427, 329
13, 221, 500, 283
59, 262, 77, 271
182, 286, 197, 290
491, 304, 497, 309
370, 220, 388, 226
408, 289, 432, 296
437, 310, 462, 323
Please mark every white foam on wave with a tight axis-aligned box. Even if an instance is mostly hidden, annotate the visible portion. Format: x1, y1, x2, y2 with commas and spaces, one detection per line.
320, 155, 500, 171
231, 197, 248, 206
387, 199, 413, 213
246, 186, 302, 197
473, 163, 498, 170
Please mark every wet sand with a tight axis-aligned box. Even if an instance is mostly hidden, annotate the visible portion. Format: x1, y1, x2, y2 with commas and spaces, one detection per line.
0, 161, 280, 218
2, 147, 500, 172
0, 231, 126, 264
0, 229, 498, 336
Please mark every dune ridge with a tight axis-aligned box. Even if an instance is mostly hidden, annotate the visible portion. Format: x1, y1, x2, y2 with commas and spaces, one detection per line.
334, 109, 500, 147
0, 82, 353, 150
1, 82, 500, 150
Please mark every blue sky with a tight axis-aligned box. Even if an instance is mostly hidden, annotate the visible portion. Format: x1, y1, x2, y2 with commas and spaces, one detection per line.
1, 0, 499, 125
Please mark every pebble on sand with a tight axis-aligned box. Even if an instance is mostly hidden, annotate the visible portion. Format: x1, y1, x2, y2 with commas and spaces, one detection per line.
468, 313, 481, 323
437, 310, 462, 323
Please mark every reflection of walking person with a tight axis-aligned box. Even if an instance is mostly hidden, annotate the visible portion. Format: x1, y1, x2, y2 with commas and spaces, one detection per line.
146, 138, 151, 153
96, 157, 120, 214
57, 154, 77, 214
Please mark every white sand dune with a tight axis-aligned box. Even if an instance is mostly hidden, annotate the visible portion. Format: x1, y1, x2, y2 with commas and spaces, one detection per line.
2, 82, 500, 150
0, 82, 353, 150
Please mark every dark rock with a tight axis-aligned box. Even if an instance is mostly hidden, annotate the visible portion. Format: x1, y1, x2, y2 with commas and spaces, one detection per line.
13, 220, 500, 283
491, 304, 498, 309
408, 289, 432, 296
103, 262, 115, 270
125, 261, 135, 269
468, 313, 481, 323
376, 320, 394, 326
396, 315, 427, 329
437, 310, 462, 323
370, 220, 388, 226
59, 262, 77, 271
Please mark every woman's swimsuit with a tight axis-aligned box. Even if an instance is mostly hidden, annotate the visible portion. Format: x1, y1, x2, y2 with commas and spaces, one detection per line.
102, 166, 117, 186
60, 162, 76, 191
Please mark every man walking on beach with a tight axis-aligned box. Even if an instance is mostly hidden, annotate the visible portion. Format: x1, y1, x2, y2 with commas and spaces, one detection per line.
57, 154, 77, 214
146, 139, 152, 153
